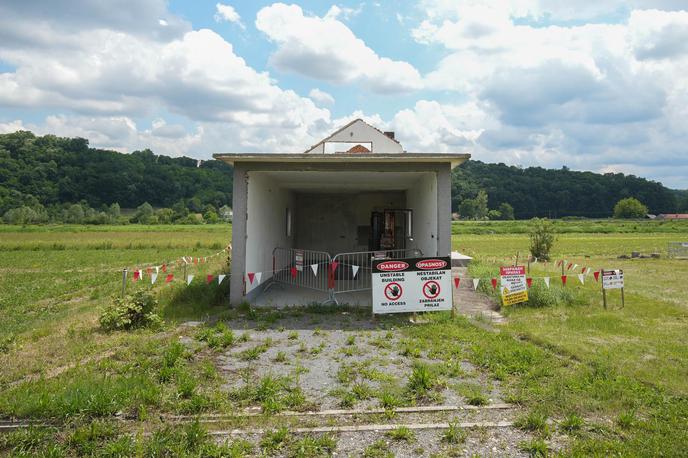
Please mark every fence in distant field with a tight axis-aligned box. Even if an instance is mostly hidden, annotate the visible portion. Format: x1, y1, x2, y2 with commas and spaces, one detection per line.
668, 242, 688, 259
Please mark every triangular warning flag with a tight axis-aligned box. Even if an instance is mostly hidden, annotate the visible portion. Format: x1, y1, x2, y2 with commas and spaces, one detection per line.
218, 274, 226, 284
491, 278, 497, 290
572, 264, 578, 271
165, 274, 174, 283
330, 261, 339, 273
473, 278, 480, 290
206, 274, 214, 284
594, 271, 600, 282
561, 275, 568, 286
290, 267, 297, 278
187, 275, 194, 285
543, 277, 550, 288
247, 272, 255, 284
155, 266, 159, 275
351, 265, 359, 278
151, 273, 158, 284
162, 264, 167, 273
556, 260, 562, 267
255, 272, 262, 284
532, 257, 538, 264
133, 270, 140, 281
194, 258, 198, 265
526, 277, 532, 288
578, 274, 585, 285
310, 264, 318, 276
454, 277, 460, 289
567, 263, 573, 271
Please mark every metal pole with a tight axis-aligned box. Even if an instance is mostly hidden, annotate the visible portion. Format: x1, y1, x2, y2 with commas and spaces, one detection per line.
121, 268, 128, 297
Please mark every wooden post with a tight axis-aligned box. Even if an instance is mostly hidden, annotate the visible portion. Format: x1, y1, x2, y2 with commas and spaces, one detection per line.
121, 268, 128, 297
620, 287, 625, 309
602, 269, 607, 309
527, 257, 530, 274
515, 252, 519, 267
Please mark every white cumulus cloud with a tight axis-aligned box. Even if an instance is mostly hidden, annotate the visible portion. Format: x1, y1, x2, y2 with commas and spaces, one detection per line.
214, 3, 244, 28
255, 3, 423, 93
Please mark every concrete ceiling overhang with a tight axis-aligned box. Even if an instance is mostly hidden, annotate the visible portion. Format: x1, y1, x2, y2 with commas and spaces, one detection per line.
213, 153, 470, 169
254, 171, 434, 192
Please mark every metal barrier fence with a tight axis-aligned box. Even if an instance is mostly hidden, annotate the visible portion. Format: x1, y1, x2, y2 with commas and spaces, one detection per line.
331, 248, 423, 294
668, 241, 688, 259
271, 247, 331, 292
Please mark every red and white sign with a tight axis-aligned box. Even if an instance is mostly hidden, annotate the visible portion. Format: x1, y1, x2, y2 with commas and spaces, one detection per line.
372, 256, 452, 314
602, 269, 624, 290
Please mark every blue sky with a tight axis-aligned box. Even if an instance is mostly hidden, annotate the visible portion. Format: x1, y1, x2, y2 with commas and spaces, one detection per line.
1, 1, 687, 188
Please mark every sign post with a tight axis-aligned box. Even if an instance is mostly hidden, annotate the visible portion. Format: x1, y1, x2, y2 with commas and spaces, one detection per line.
601, 269, 624, 309
372, 257, 452, 314
499, 266, 528, 306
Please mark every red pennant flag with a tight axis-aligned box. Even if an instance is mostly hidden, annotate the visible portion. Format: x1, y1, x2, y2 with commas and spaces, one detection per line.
581, 266, 587, 274
247, 272, 255, 284
491, 278, 497, 290
567, 263, 573, 271
194, 258, 198, 265
561, 275, 568, 286
165, 274, 174, 283
146, 267, 152, 276
206, 274, 214, 284
454, 277, 460, 288
556, 260, 562, 267
162, 264, 167, 273
593, 271, 600, 282
133, 270, 140, 281
290, 267, 297, 278
330, 261, 339, 273
526, 278, 533, 288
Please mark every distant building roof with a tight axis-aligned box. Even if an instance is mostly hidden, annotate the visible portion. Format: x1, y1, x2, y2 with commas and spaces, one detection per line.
657, 214, 688, 219
344, 144, 371, 154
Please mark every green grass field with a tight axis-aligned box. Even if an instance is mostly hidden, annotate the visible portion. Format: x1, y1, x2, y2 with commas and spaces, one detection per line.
0, 222, 687, 456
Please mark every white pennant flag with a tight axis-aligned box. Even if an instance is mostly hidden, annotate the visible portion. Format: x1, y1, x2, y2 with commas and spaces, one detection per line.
572, 264, 578, 271
155, 266, 159, 275
351, 265, 359, 278
473, 278, 480, 290
533, 257, 538, 264
138, 269, 144, 279
151, 273, 158, 284
218, 274, 226, 284
578, 274, 585, 285
543, 277, 550, 288
310, 264, 318, 276
187, 275, 194, 285
255, 272, 262, 284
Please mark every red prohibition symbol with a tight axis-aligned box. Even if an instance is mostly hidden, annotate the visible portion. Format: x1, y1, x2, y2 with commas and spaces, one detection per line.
384, 282, 403, 301
422, 280, 441, 299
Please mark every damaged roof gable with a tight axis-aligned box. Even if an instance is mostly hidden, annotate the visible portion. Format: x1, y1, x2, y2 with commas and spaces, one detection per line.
304, 118, 403, 154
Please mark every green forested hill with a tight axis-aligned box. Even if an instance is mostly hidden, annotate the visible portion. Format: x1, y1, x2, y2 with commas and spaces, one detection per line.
0, 130, 685, 221
452, 160, 683, 218
0, 131, 232, 214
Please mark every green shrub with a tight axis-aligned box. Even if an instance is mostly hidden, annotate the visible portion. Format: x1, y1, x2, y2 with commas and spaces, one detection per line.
99, 291, 161, 331
529, 218, 556, 261
525, 282, 577, 308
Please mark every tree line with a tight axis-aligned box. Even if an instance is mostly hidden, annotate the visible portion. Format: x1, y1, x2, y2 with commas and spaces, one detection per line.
1, 131, 686, 224
0, 131, 233, 224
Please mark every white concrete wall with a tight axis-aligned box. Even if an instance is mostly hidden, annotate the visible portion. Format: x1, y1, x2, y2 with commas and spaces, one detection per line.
245, 172, 294, 292
406, 173, 438, 256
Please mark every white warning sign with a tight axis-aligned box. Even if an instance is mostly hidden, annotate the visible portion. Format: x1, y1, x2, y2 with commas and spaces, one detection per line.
372, 257, 452, 314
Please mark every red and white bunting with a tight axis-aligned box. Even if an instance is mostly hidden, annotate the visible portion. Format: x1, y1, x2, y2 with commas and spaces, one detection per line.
186, 275, 194, 285
206, 274, 214, 284
593, 271, 600, 282
543, 277, 550, 288
218, 274, 226, 284
473, 278, 480, 290
351, 265, 359, 278
247, 272, 255, 284
578, 274, 585, 285
310, 264, 318, 276
255, 272, 262, 284
454, 277, 460, 289
526, 277, 533, 288
572, 264, 578, 271
151, 273, 158, 284
491, 278, 497, 290
290, 267, 297, 278
561, 275, 568, 285
133, 270, 141, 281
165, 274, 174, 283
